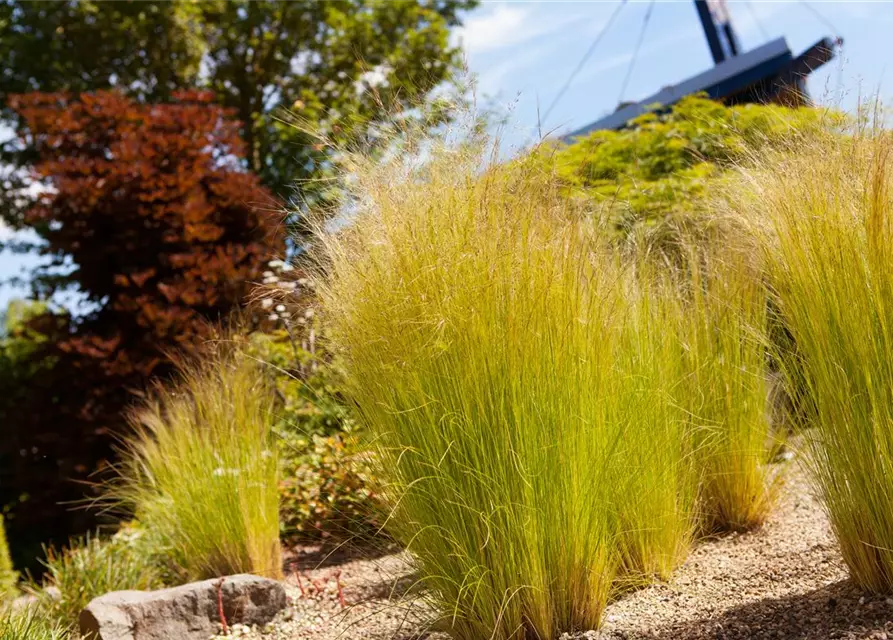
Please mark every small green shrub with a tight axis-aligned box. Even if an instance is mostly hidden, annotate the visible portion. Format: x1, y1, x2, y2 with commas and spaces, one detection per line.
246, 326, 383, 543
279, 435, 382, 542
731, 125, 893, 591
316, 134, 697, 638
0, 607, 68, 640
0, 516, 17, 599
109, 347, 282, 582
34, 532, 160, 630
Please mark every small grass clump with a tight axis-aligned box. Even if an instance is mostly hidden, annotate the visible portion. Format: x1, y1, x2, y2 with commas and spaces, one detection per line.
731, 126, 893, 592
315, 133, 697, 638
32, 532, 160, 630
0, 608, 68, 640
672, 246, 775, 533
110, 347, 282, 582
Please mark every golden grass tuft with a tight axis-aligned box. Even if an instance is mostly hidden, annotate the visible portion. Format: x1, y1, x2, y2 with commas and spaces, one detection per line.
313, 131, 699, 638
108, 345, 282, 582
729, 124, 893, 592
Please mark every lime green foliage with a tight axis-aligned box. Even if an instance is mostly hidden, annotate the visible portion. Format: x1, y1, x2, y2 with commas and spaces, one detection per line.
0, 607, 68, 640
34, 532, 160, 630
110, 348, 282, 582
549, 95, 837, 238
316, 136, 698, 638
247, 328, 382, 542
730, 128, 893, 592
0, 516, 17, 599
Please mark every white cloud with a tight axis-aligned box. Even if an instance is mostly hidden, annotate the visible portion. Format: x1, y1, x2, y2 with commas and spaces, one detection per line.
455, 4, 541, 55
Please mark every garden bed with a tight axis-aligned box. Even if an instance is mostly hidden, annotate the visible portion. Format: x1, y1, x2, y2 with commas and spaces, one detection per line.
227, 456, 893, 640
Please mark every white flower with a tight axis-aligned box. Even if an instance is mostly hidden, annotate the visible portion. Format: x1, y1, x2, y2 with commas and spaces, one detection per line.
268, 259, 284, 268
262, 270, 274, 278
280, 311, 291, 319
280, 264, 294, 272
278, 281, 297, 291
261, 298, 273, 309
275, 304, 286, 312
268, 313, 279, 321
262, 276, 279, 284
304, 308, 315, 319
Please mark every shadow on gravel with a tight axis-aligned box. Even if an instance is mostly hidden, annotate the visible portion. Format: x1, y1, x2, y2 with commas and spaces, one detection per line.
641, 580, 893, 640
283, 540, 401, 571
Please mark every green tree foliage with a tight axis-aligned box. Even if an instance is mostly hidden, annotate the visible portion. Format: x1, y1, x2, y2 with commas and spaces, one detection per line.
198, 0, 475, 196
0, 1, 202, 104
0, 0, 477, 229
547, 95, 839, 238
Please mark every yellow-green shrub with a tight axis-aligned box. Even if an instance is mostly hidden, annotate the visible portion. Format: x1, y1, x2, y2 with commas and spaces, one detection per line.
547, 95, 839, 242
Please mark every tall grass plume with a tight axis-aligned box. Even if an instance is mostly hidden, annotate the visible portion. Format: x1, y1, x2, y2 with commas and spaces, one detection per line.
730, 124, 893, 591
313, 129, 697, 638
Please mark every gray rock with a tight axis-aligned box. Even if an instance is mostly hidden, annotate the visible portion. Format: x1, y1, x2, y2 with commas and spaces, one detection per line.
79, 574, 286, 640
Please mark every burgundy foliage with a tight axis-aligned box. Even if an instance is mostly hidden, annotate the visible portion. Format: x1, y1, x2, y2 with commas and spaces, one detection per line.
1, 91, 282, 564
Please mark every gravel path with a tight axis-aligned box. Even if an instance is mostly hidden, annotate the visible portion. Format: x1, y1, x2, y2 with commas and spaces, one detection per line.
597, 460, 893, 640
222, 458, 893, 640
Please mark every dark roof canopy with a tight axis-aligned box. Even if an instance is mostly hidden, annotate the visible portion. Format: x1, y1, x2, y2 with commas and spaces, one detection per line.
569, 35, 838, 138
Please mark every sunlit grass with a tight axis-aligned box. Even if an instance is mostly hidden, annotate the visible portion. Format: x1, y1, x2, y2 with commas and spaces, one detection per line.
30, 532, 160, 630
675, 248, 776, 533
0, 607, 68, 640
108, 346, 282, 582
731, 125, 893, 591
314, 133, 697, 638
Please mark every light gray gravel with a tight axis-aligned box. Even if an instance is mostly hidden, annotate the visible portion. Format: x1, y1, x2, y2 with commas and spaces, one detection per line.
217, 458, 893, 640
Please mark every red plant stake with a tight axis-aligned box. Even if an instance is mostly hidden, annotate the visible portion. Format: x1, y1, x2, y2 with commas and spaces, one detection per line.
334, 569, 346, 609
216, 577, 229, 635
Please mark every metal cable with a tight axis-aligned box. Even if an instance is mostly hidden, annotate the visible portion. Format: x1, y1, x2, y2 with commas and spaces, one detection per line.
617, 0, 656, 105
799, 1, 843, 38
542, 0, 628, 125
744, 1, 771, 43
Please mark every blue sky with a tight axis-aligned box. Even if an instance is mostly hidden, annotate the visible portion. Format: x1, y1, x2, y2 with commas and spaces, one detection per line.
1, 1, 891, 310
455, 1, 891, 150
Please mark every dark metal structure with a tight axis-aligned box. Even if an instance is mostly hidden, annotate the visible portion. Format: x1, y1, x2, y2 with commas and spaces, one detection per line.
569, 0, 840, 137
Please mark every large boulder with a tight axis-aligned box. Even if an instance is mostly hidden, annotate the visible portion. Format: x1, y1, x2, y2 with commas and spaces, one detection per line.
79, 574, 287, 640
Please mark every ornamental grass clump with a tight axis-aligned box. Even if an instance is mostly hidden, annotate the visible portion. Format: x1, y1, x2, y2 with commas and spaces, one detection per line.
730, 126, 893, 591
672, 246, 775, 533
110, 347, 281, 582
314, 133, 697, 639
